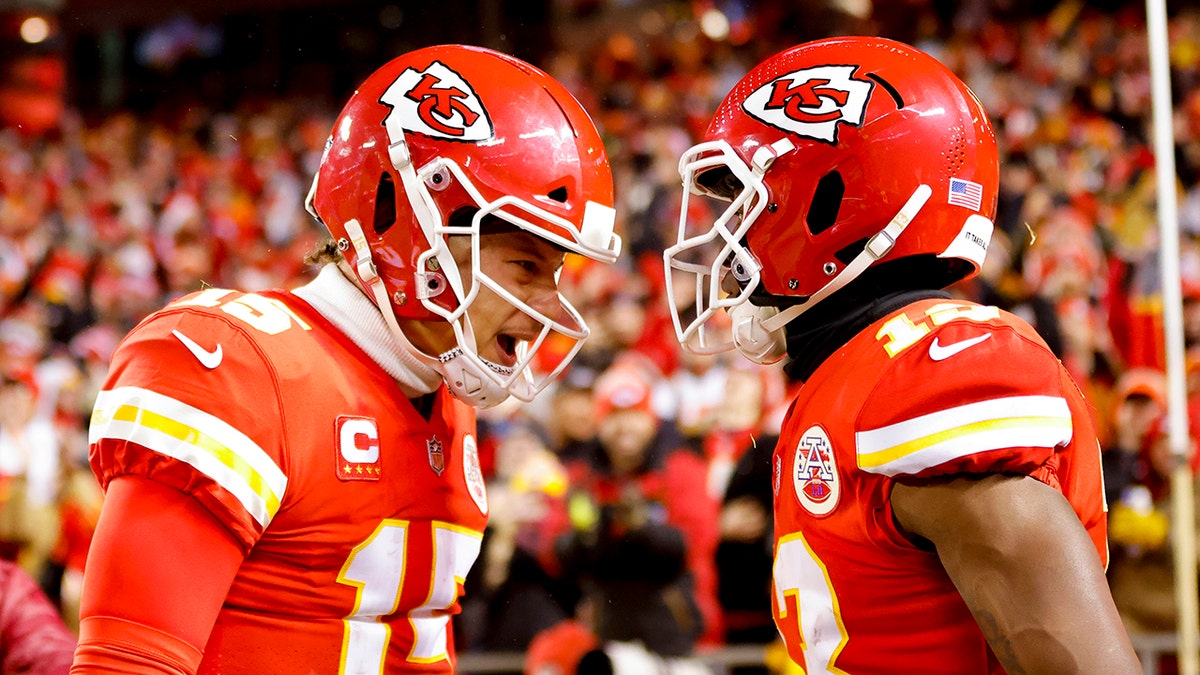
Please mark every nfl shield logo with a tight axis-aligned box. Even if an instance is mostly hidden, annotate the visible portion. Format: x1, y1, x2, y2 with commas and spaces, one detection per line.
427, 437, 445, 476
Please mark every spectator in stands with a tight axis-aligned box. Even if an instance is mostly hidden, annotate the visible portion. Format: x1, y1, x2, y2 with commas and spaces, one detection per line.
1103, 368, 1170, 508
48, 464, 102, 634
1181, 248, 1200, 354
1104, 369, 1199, 642
551, 363, 720, 660
460, 423, 576, 653
0, 558, 75, 675
542, 368, 603, 466
523, 616, 599, 675
706, 365, 787, 673
703, 364, 785, 500
659, 349, 729, 454
714, 444, 775, 674
0, 372, 64, 580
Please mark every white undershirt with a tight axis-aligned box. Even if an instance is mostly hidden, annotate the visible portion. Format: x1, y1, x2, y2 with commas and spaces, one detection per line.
292, 264, 444, 399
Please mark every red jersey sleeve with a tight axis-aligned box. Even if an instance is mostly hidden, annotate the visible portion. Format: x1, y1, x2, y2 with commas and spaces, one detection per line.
88, 297, 290, 552
854, 308, 1073, 480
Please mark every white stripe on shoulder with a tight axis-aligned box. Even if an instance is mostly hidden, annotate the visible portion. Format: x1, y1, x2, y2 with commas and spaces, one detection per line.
855, 395, 1072, 477
90, 386, 287, 527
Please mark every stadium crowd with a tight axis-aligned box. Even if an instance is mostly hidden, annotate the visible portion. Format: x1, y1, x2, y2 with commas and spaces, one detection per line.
4, 0, 1200, 671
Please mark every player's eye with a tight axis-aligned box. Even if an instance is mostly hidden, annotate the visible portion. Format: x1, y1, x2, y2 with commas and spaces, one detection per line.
511, 259, 539, 274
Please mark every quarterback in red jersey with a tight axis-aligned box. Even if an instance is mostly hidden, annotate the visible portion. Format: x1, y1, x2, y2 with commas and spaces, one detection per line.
663, 37, 1141, 673
70, 45, 621, 674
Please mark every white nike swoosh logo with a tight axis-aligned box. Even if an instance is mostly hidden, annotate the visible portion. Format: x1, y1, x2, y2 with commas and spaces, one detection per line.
928, 334, 991, 361
171, 330, 223, 369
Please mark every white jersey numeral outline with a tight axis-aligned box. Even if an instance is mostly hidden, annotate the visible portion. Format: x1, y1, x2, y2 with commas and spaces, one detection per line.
337, 520, 483, 672
774, 533, 850, 674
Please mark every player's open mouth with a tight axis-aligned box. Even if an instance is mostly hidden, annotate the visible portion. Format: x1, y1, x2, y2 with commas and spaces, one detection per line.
496, 334, 518, 366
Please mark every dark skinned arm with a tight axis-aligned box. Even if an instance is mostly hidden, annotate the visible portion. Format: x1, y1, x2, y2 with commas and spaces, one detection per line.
891, 473, 1141, 675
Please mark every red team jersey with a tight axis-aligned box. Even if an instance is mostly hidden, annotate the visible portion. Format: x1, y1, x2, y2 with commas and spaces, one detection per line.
771, 298, 1107, 674
88, 287, 489, 674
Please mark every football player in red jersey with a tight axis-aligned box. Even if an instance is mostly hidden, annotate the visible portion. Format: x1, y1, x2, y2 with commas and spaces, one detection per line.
70, 45, 621, 675
663, 37, 1141, 673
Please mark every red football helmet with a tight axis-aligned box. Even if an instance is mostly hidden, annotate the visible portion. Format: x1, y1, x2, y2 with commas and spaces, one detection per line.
307, 45, 621, 407
664, 37, 998, 362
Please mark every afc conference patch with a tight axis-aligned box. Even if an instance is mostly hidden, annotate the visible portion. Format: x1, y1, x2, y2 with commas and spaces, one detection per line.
793, 424, 840, 517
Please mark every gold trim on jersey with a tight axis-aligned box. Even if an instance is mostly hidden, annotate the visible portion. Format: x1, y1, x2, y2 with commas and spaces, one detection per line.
855, 395, 1072, 476
90, 386, 288, 527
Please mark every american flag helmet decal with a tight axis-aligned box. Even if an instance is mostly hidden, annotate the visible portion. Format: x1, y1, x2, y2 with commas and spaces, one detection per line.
948, 177, 983, 211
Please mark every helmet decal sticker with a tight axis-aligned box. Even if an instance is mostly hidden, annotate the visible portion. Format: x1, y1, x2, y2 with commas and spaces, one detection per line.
380, 60, 494, 142
793, 424, 840, 516
948, 177, 984, 211
743, 65, 874, 145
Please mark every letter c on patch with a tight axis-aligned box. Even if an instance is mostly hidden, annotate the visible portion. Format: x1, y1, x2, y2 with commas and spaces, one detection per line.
339, 417, 380, 463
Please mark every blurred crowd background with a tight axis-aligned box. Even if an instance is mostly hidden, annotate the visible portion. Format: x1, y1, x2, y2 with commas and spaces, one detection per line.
3, 0, 1200, 672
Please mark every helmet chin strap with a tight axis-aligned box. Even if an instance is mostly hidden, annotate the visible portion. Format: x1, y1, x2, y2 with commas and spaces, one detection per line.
342, 217, 403, 335
732, 184, 932, 362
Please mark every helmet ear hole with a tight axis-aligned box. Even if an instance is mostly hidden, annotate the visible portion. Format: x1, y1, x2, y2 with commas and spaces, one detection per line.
373, 173, 398, 235
548, 186, 568, 203
806, 171, 845, 236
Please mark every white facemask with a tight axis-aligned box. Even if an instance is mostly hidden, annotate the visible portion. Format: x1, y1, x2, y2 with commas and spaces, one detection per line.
436, 346, 520, 409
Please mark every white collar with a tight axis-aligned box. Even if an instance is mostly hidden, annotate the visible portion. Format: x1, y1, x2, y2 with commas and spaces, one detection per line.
292, 264, 443, 398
